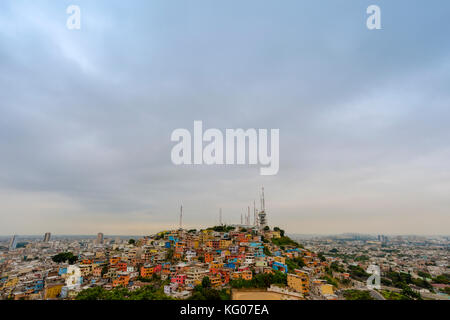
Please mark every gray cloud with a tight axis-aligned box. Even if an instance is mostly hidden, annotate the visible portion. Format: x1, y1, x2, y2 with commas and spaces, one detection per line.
0, 0, 449, 235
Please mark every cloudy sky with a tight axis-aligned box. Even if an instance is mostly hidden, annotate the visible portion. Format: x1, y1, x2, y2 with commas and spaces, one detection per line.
0, 0, 449, 235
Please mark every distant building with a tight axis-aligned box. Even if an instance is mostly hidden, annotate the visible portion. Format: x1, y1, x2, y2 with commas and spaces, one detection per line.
43, 232, 51, 242
97, 232, 104, 245
9, 235, 17, 251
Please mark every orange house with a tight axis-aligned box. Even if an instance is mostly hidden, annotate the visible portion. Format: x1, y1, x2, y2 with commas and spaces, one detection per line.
209, 274, 222, 288
218, 270, 230, 284
140, 265, 154, 278
209, 261, 224, 273
110, 257, 121, 265
112, 275, 130, 287
242, 270, 253, 280
117, 262, 127, 272
92, 266, 103, 277
204, 253, 214, 263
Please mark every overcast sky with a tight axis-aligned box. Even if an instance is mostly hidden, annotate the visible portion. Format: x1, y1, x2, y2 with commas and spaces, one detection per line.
0, 0, 449, 236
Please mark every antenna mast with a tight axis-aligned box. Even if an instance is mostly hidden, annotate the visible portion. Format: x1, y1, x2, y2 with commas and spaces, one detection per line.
262, 187, 265, 212
179, 205, 183, 229
253, 200, 257, 226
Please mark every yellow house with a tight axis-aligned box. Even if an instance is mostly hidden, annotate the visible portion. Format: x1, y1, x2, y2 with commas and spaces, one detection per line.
44, 283, 64, 299
287, 273, 309, 295
274, 256, 286, 264
271, 231, 281, 239
220, 240, 232, 249
320, 284, 334, 296
4, 277, 19, 288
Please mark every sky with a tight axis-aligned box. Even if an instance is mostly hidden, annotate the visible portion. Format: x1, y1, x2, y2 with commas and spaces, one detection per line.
0, 0, 449, 236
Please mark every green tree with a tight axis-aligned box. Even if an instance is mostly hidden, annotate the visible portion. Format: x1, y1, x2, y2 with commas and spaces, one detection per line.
343, 290, 374, 300
52, 252, 78, 264
202, 276, 211, 288
101, 265, 108, 277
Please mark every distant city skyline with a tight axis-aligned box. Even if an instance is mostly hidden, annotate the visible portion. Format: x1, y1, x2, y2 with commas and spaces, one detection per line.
1, 1, 450, 235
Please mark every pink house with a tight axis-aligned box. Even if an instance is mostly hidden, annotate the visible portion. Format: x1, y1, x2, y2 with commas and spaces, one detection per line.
154, 264, 162, 273
171, 274, 186, 284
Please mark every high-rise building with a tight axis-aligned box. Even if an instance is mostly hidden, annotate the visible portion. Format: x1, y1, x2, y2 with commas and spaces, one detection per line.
43, 232, 51, 242
97, 232, 104, 245
9, 235, 17, 251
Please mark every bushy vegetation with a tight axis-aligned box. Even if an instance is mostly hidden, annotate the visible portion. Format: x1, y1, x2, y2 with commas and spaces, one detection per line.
321, 275, 339, 287
271, 236, 303, 248
286, 257, 305, 272
354, 255, 369, 262
317, 252, 326, 262
263, 246, 272, 256
440, 287, 450, 295
417, 271, 431, 279
52, 252, 78, 264
400, 286, 422, 300
189, 277, 230, 300
343, 289, 374, 300
208, 225, 235, 233
230, 271, 287, 289
380, 290, 411, 300
385, 271, 432, 290
348, 265, 370, 281
433, 274, 449, 284
76, 285, 173, 300
330, 262, 345, 273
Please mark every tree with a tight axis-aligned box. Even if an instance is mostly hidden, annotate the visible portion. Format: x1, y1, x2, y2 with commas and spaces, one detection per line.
76, 285, 173, 300
433, 274, 450, 284
317, 252, 326, 262
128, 239, 136, 245
101, 265, 108, 277
401, 286, 422, 300
166, 248, 174, 261
229, 271, 287, 289
189, 285, 230, 300
343, 290, 374, 300
271, 236, 303, 248
52, 252, 78, 264
202, 276, 211, 288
